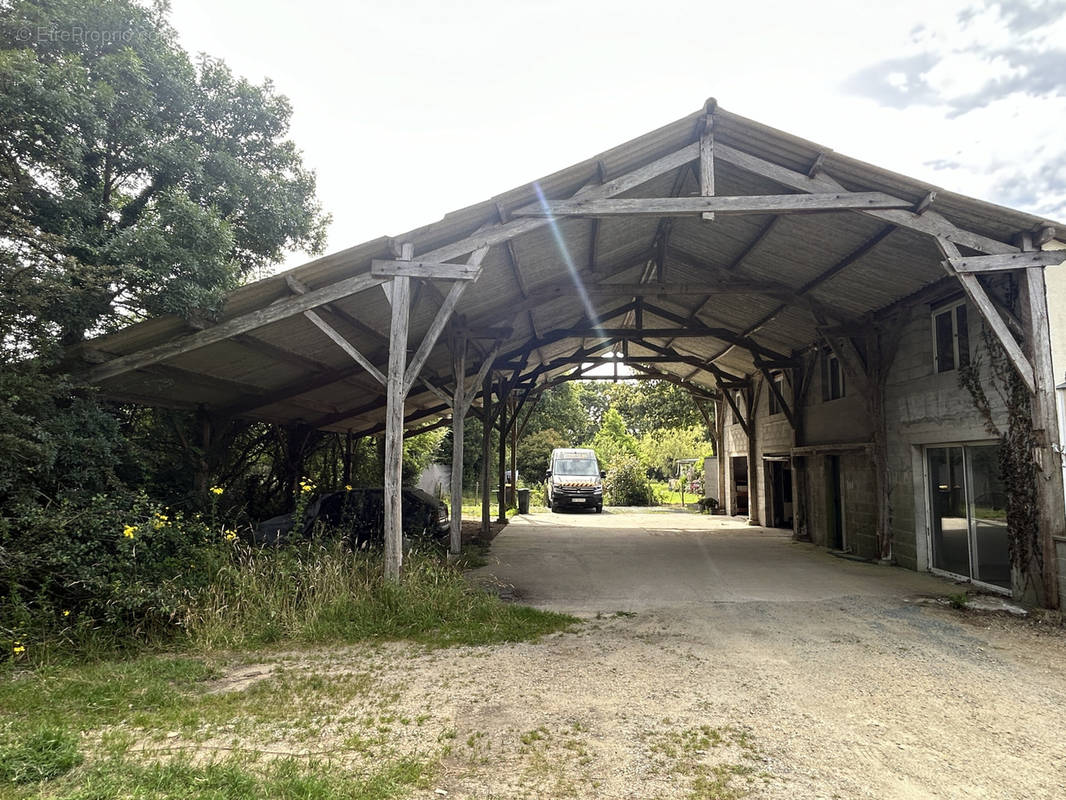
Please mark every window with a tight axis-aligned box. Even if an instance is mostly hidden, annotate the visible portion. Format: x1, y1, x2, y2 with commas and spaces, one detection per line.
932, 301, 970, 373
820, 349, 845, 401
768, 373, 784, 416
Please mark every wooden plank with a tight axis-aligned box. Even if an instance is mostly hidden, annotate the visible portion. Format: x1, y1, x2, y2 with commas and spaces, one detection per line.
303, 309, 386, 386
757, 362, 797, 430
512, 192, 914, 218
420, 143, 699, 265
402, 246, 489, 396
714, 143, 1019, 256
371, 259, 481, 280
286, 275, 391, 349
83, 272, 387, 383
460, 341, 504, 418
699, 114, 715, 221
383, 275, 410, 581
937, 239, 1036, 393
947, 251, 1066, 273
480, 372, 492, 538
1023, 265, 1064, 607
450, 333, 466, 555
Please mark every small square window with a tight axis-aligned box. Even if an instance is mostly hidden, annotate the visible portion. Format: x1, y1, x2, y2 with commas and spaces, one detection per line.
932, 301, 970, 374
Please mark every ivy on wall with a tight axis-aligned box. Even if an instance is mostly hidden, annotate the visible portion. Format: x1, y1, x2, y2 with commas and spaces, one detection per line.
958, 322, 1041, 597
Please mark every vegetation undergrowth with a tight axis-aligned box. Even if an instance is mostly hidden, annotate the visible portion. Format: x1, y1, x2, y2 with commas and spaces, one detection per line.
183, 539, 575, 650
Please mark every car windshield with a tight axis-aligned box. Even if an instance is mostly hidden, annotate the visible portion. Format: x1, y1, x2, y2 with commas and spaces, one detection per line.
555, 458, 598, 476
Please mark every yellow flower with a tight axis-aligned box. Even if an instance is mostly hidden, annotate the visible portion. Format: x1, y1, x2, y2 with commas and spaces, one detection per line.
13, 643, 25, 655
62, 610, 70, 617
122, 525, 138, 539
301, 484, 313, 493
344, 485, 352, 491
209, 486, 224, 496
224, 529, 237, 542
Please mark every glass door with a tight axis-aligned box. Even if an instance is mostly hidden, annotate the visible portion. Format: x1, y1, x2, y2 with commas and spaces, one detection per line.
967, 445, 1009, 588
926, 444, 1010, 590
928, 447, 969, 578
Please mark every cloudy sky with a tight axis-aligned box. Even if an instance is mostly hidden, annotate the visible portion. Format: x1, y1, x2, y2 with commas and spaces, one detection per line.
167, 0, 1066, 269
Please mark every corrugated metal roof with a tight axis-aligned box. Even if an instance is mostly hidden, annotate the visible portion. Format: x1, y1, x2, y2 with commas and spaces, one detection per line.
75, 101, 1064, 433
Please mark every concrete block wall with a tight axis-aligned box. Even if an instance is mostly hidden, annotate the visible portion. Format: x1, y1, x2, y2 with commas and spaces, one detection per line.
883, 296, 1009, 570
719, 287, 1018, 580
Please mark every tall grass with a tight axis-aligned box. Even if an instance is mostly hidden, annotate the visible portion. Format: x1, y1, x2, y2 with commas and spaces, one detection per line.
181, 540, 574, 650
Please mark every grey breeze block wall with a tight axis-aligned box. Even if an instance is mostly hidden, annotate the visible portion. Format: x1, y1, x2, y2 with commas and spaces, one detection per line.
721, 284, 1011, 573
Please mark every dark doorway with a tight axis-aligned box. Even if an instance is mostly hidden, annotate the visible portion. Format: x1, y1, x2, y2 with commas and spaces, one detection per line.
731, 456, 748, 516
765, 458, 793, 529
828, 455, 844, 550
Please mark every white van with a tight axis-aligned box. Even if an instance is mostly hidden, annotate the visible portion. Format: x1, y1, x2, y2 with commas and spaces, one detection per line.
545, 448, 605, 513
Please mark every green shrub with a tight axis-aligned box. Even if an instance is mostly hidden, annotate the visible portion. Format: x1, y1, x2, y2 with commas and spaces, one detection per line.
604, 456, 654, 506
0, 491, 230, 660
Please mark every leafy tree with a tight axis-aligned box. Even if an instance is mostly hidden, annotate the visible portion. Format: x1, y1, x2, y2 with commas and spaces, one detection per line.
0, 0, 329, 508
638, 425, 714, 481
516, 428, 568, 482
0, 0, 329, 353
591, 406, 641, 469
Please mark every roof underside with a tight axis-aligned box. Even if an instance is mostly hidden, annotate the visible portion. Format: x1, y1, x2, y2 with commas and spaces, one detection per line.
76, 102, 1064, 435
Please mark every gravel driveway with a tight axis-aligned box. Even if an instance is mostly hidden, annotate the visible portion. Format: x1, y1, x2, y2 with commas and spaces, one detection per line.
419, 511, 1065, 798
220, 511, 1066, 799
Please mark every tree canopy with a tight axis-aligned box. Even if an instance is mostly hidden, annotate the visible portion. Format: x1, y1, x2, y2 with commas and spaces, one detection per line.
1, 0, 329, 356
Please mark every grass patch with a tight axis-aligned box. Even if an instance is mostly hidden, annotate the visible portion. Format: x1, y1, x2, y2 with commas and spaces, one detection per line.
0, 753, 430, 800
181, 540, 575, 650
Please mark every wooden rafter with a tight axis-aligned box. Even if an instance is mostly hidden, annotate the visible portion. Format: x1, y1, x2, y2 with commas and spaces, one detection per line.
513, 192, 915, 219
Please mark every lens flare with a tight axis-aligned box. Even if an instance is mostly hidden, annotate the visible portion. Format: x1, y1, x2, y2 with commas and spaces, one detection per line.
533, 182, 603, 340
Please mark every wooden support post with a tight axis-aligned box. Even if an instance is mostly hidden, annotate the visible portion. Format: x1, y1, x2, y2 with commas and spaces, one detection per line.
450, 332, 467, 555
481, 373, 492, 539
383, 246, 412, 581
1022, 266, 1065, 608
746, 379, 762, 526
716, 396, 726, 510
343, 430, 353, 486
510, 394, 518, 509
699, 114, 715, 221
498, 380, 508, 523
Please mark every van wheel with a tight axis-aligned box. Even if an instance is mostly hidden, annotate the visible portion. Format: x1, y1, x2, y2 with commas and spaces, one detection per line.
596, 504, 603, 513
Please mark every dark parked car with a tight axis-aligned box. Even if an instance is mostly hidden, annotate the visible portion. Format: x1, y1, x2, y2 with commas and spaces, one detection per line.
255, 488, 449, 547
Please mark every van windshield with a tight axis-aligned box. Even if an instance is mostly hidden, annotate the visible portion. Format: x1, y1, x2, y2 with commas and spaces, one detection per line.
555, 458, 598, 476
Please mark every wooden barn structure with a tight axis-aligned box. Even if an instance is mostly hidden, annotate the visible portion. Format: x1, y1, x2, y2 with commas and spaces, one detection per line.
74, 100, 1066, 606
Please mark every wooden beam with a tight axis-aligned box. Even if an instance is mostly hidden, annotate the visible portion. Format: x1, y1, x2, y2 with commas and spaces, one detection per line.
755, 361, 797, 430
1022, 265, 1065, 607
303, 309, 386, 386
946, 250, 1066, 273
286, 275, 390, 349
480, 372, 492, 537
460, 341, 504, 418
422, 142, 699, 265
450, 332, 466, 555
720, 379, 750, 438
914, 191, 936, 216
513, 193, 914, 219
371, 259, 481, 280
714, 142, 1018, 256
402, 246, 489, 396
83, 272, 387, 384
699, 114, 715, 221
937, 239, 1036, 393
383, 271, 411, 581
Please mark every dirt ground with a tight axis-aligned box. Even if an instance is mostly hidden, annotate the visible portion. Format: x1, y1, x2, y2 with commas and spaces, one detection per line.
216, 513, 1066, 799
